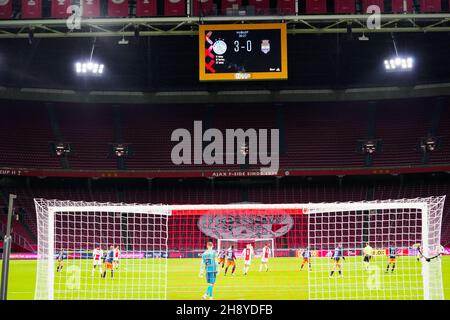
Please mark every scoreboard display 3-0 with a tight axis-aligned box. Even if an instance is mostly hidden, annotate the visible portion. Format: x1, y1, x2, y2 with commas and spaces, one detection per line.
199, 23, 288, 81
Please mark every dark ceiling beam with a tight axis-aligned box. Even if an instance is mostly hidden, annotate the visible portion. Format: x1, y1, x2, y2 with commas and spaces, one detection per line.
0, 14, 449, 38
1, 84, 449, 104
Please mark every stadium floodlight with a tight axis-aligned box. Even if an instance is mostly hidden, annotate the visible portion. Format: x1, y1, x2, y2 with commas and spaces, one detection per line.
384, 56, 414, 72
74, 37, 104, 76
384, 33, 414, 72
74, 61, 104, 76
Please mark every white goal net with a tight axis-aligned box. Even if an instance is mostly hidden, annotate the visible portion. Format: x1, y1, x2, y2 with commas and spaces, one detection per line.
307, 197, 445, 300
34, 197, 445, 300
34, 199, 170, 300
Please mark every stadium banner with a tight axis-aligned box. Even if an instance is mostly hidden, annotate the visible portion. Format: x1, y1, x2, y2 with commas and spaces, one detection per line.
22, 0, 42, 19
0, 0, 12, 20
136, 0, 157, 16
8, 248, 450, 260
81, 0, 101, 17
169, 251, 186, 258
296, 250, 319, 258
144, 251, 168, 258
164, 0, 186, 16
372, 249, 387, 256
316, 250, 362, 257
395, 248, 409, 256
2, 165, 450, 179
51, 0, 70, 18
10, 253, 38, 260
108, 0, 129, 17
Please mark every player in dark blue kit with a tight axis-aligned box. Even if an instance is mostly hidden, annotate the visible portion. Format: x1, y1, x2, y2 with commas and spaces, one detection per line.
386, 244, 397, 273
56, 250, 64, 273
101, 246, 115, 279
329, 243, 345, 278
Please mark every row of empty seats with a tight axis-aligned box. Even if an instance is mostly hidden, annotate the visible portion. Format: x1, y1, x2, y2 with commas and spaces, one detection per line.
0, 97, 448, 171
0, 0, 448, 20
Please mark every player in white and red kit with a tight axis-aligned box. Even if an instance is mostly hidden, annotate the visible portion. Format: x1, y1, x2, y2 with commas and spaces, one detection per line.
92, 247, 104, 275
242, 244, 254, 275
113, 246, 120, 269
259, 243, 271, 272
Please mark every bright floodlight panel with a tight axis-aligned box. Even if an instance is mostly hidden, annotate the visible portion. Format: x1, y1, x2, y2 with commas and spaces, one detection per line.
199, 23, 288, 81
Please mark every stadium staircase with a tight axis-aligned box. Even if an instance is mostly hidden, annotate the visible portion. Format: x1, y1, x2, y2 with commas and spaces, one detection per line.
46, 103, 70, 169
365, 101, 377, 167
113, 105, 126, 171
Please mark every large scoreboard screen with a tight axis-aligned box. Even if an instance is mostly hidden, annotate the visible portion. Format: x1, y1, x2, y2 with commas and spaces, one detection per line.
199, 23, 288, 81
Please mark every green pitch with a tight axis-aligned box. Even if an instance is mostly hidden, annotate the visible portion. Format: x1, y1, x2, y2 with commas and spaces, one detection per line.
1, 257, 450, 300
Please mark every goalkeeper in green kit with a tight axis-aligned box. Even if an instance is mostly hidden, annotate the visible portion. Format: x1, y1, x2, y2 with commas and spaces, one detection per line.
199, 241, 219, 300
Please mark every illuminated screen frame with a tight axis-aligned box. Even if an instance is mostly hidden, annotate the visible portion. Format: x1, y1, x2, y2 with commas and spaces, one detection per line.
199, 23, 288, 81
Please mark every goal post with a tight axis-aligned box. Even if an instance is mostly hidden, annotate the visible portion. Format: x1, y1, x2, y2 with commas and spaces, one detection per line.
34, 199, 171, 300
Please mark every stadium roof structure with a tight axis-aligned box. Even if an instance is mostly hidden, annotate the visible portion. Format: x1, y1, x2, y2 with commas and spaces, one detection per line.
0, 13, 450, 38
1, 83, 449, 104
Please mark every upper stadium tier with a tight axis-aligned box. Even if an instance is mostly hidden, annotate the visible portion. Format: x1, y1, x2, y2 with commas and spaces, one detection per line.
0, 97, 449, 177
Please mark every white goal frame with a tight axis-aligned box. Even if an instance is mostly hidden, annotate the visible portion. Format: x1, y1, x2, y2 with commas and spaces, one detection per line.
34, 199, 171, 300
35, 196, 445, 300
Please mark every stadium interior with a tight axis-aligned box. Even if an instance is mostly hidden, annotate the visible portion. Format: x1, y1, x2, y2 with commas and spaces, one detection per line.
0, 0, 450, 301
